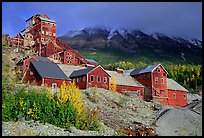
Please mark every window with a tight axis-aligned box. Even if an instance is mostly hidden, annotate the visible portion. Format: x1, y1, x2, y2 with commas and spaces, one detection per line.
52, 83, 57, 89
54, 47, 56, 50
157, 67, 161, 72
136, 90, 140, 96
173, 93, 176, 99
83, 76, 86, 82
53, 55, 55, 59
155, 77, 158, 84
26, 64, 28, 69
76, 78, 79, 82
184, 94, 186, 100
161, 78, 164, 84
91, 75, 94, 82
103, 77, 107, 83
53, 33, 56, 36
46, 31, 49, 35
97, 76, 101, 82
163, 73, 166, 76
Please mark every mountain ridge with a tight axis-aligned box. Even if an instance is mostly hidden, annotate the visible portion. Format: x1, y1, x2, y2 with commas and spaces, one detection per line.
58, 27, 202, 65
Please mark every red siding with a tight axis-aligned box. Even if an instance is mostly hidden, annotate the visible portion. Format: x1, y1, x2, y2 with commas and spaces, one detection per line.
87, 66, 110, 90
73, 75, 87, 89
151, 65, 168, 97
43, 78, 71, 88
167, 89, 187, 107
23, 57, 37, 74
116, 85, 144, 100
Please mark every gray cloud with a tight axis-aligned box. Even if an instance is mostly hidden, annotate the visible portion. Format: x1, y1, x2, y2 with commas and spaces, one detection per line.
2, 2, 202, 40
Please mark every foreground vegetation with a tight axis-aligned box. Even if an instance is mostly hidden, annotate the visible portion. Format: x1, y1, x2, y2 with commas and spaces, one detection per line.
2, 65, 103, 132
104, 61, 202, 93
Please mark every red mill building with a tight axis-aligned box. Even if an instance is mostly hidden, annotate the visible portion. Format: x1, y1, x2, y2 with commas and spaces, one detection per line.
14, 13, 96, 66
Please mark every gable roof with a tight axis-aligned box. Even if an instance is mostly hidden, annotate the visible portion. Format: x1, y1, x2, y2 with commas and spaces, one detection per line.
30, 61, 69, 80
167, 78, 188, 92
106, 70, 144, 87
130, 63, 168, 76
69, 65, 111, 78
69, 67, 96, 78
58, 64, 86, 79
16, 56, 51, 64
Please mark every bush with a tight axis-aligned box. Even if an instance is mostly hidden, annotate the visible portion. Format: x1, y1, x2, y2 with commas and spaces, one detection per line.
2, 80, 102, 132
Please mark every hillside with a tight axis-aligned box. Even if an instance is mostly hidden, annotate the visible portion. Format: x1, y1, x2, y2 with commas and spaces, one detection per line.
58, 27, 202, 65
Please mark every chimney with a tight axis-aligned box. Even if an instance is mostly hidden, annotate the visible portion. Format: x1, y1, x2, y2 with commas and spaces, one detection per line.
116, 68, 124, 74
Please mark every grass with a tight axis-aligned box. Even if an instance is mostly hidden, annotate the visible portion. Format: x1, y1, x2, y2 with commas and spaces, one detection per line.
78, 46, 201, 66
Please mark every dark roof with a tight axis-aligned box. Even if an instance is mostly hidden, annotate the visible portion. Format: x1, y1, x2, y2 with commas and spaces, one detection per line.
130, 63, 168, 76
69, 67, 95, 78
30, 60, 69, 80
16, 56, 51, 64
34, 56, 51, 63
85, 58, 98, 64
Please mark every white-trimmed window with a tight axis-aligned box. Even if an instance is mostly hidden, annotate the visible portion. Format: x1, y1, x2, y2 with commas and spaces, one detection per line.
161, 78, 164, 84
97, 76, 101, 82
157, 67, 161, 72
91, 75, 94, 82
41, 38, 44, 41
155, 77, 158, 84
42, 31, 44, 35
184, 94, 186, 100
76, 78, 79, 82
46, 31, 49, 35
52, 83, 57, 89
53, 33, 56, 36
83, 76, 86, 82
173, 93, 176, 99
136, 90, 140, 96
26, 64, 28, 69
103, 77, 107, 83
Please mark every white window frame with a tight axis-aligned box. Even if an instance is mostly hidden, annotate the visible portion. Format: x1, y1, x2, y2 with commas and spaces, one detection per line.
76, 78, 79, 82
103, 77, 107, 83
184, 94, 186, 100
157, 67, 161, 73
136, 90, 141, 96
173, 93, 176, 99
52, 83, 57, 89
161, 78, 164, 84
42, 31, 44, 35
97, 76, 101, 82
46, 31, 49, 35
53, 33, 56, 36
155, 77, 158, 84
90, 75, 94, 82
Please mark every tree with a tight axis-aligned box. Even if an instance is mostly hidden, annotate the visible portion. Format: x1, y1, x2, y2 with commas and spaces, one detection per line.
110, 75, 117, 92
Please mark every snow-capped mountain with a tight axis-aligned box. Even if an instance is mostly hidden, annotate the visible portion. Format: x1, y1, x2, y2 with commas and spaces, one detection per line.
58, 27, 202, 64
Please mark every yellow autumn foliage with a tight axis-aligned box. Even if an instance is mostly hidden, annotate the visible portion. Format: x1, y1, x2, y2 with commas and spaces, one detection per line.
110, 75, 117, 92
57, 81, 84, 113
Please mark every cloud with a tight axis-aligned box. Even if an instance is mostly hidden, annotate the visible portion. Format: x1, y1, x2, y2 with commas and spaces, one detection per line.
2, 2, 202, 40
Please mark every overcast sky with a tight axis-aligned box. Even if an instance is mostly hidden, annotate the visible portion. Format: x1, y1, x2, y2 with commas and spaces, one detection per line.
2, 2, 202, 40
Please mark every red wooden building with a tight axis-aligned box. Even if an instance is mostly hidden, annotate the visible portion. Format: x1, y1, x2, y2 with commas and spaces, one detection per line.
69, 65, 111, 90
16, 56, 52, 74
107, 69, 145, 100
130, 63, 188, 107
27, 60, 71, 88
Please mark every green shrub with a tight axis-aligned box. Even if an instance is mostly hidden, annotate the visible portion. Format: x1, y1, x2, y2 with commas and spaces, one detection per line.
2, 81, 102, 132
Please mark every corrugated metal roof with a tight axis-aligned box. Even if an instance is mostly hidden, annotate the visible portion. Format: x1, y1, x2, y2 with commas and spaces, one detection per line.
130, 63, 168, 76
69, 67, 95, 78
39, 17, 56, 23
167, 78, 188, 92
85, 58, 98, 64
30, 61, 69, 80
106, 70, 144, 87
34, 56, 52, 63
58, 64, 86, 79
